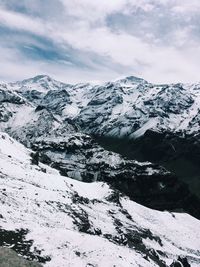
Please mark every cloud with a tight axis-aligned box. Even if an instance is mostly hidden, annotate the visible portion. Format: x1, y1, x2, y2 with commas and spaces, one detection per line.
0, 1, 200, 84
0, 7, 46, 35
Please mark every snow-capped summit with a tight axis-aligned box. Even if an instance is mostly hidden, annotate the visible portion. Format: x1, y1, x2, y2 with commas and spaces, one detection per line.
8, 75, 70, 93
115, 75, 148, 86
25, 74, 52, 82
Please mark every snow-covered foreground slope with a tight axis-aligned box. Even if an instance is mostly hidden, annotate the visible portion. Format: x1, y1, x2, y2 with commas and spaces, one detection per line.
0, 132, 200, 267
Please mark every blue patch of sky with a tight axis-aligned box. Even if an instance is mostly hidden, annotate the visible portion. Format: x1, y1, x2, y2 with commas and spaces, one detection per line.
1, 0, 64, 19
0, 25, 117, 72
0, 25, 76, 64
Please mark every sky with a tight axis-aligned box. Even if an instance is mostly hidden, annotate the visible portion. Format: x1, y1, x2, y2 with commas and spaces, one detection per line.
0, 0, 200, 84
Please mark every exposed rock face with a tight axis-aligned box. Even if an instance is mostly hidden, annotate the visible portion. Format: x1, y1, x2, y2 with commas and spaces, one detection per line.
0, 247, 42, 267
32, 136, 200, 217
95, 130, 200, 199
170, 256, 191, 267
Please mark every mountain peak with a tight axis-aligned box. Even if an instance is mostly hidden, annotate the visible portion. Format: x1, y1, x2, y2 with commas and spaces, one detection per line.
9, 75, 68, 93
116, 75, 148, 85
31, 74, 52, 82
22, 74, 59, 85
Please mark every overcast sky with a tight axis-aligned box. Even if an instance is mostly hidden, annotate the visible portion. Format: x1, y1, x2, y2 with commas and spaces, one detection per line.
0, 0, 200, 84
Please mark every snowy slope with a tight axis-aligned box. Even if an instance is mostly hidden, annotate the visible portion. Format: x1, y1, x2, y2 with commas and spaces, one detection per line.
75, 80, 200, 138
0, 132, 200, 267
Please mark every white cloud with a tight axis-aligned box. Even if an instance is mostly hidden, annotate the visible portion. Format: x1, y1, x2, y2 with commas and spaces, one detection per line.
0, 44, 122, 84
60, 0, 126, 23
1, 1, 200, 83
170, 0, 200, 14
0, 7, 46, 36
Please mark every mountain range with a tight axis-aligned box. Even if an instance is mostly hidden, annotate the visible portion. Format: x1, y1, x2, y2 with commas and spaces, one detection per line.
0, 74, 200, 266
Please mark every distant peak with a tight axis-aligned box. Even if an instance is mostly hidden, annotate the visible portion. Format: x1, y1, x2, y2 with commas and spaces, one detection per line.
32, 74, 52, 82
9, 74, 69, 93
125, 76, 147, 82
18, 75, 53, 85
116, 75, 148, 85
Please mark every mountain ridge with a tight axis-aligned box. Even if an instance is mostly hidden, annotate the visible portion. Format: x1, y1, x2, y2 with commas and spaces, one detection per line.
3, 74, 200, 138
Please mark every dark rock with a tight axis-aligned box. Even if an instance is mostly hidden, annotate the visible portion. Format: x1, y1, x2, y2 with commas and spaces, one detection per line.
170, 256, 191, 267
0, 247, 42, 267
30, 151, 40, 165
0, 228, 51, 263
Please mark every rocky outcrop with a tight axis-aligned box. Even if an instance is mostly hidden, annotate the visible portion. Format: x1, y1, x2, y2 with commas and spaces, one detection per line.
95, 130, 200, 200
30, 135, 200, 219
0, 247, 42, 267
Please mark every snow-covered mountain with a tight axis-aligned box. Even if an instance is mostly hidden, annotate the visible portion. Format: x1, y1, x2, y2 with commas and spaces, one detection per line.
0, 132, 200, 267
1, 74, 200, 137
75, 78, 200, 138
0, 75, 200, 218
0, 75, 200, 266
